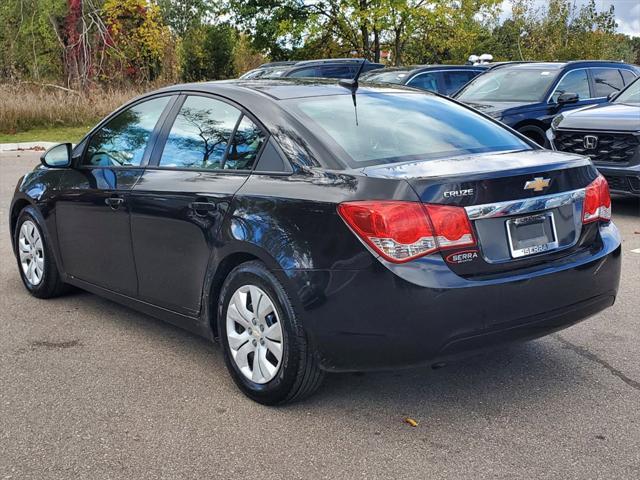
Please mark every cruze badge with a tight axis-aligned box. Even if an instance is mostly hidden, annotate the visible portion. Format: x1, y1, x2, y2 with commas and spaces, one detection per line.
444, 188, 474, 198
583, 135, 598, 150
524, 177, 551, 192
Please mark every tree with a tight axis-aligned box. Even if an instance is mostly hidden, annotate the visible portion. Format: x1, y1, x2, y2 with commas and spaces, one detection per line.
180, 23, 237, 81
102, 0, 174, 84
158, 0, 213, 36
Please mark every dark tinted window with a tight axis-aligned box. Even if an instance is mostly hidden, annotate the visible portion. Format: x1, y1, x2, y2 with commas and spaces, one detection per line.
288, 67, 318, 78
619, 69, 636, 85
318, 64, 356, 79
407, 72, 439, 92
84, 96, 170, 167
551, 69, 591, 102
290, 93, 530, 166
224, 116, 266, 170
159, 96, 241, 169
442, 70, 480, 95
592, 68, 624, 97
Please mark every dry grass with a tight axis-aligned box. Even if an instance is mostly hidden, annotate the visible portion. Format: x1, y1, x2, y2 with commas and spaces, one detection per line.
0, 84, 147, 134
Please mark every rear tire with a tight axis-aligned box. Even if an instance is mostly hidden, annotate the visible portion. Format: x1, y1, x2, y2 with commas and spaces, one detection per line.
14, 207, 69, 299
218, 261, 324, 405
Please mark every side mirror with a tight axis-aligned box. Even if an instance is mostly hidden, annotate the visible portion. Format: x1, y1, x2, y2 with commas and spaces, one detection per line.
607, 91, 617, 101
556, 92, 579, 105
40, 143, 72, 168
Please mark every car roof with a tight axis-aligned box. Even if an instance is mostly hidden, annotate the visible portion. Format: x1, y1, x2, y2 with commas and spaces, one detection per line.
491, 60, 634, 71
154, 78, 417, 101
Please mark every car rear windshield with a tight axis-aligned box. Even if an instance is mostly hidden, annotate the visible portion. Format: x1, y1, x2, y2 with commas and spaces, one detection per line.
457, 68, 558, 102
288, 93, 531, 166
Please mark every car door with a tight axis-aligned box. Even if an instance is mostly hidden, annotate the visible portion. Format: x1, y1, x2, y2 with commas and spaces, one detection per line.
55, 95, 175, 296
129, 94, 267, 316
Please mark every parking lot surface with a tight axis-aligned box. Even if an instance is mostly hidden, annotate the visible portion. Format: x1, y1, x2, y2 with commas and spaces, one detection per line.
1, 151, 639, 479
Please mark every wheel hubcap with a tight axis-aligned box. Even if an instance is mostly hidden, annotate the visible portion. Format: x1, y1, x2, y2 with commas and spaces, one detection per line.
226, 285, 283, 384
18, 220, 44, 286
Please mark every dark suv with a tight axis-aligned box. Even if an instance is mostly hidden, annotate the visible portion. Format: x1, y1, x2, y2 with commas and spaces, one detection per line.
260, 58, 384, 79
360, 65, 487, 96
455, 61, 639, 145
549, 77, 640, 196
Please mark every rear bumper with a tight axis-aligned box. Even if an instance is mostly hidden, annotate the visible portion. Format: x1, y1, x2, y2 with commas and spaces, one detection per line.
285, 223, 622, 371
596, 164, 640, 197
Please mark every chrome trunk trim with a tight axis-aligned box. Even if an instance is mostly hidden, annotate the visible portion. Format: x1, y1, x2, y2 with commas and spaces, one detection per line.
465, 188, 586, 220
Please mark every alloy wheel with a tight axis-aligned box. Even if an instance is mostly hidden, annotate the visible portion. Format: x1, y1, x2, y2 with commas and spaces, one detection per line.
18, 220, 44, 286
226, 285, 283, 384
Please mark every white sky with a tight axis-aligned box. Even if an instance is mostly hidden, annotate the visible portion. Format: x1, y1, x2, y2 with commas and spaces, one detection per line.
499, 0, 640, 37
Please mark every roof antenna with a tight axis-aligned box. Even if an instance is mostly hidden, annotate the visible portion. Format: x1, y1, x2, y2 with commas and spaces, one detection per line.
339, 59, 366, 126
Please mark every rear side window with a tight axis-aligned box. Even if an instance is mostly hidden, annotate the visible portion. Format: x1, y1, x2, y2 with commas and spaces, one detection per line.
592, 68, 624, 97
551, 69, 591, 102
224, 116, 266, 170
442, 70, 480, 95
289, 93, 531, 167
318, 65, 356, 79
407, 72, 439, 92
159, 96, 241, 170
84, 96, 171, 167
620, 69, 637, 85
288, 67, 318, 78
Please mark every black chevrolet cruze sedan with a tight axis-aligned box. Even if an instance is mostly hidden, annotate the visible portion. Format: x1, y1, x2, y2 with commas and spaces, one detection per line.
549, 77, 640, 197
10, 80, 621, 404
455, 61, 639, 146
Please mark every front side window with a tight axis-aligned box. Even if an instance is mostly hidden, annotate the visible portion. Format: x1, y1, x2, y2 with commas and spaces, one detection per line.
84, 96, 171, 167
550, 69, 591, 102
159, 96, 241, 170
592, 68, 624, 97
457, 68, 557, 102
289, 93, 531, 167
407, 72, 439, 92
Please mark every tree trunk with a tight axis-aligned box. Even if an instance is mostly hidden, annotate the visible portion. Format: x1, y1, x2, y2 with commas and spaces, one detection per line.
373, 28, 380, 62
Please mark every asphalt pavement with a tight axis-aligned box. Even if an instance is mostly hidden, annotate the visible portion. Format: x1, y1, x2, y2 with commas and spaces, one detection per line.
1, 151, 639, 479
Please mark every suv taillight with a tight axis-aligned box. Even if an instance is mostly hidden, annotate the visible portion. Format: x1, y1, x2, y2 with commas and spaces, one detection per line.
582, 175, 611, 224
337, 201, 476, 263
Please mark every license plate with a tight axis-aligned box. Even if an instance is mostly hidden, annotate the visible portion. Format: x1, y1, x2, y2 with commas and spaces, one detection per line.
506, 211, 558, 258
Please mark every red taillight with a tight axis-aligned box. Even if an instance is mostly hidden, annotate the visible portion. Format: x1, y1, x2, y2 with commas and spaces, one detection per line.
337, 201, 476, 263
582, 175, 611, 224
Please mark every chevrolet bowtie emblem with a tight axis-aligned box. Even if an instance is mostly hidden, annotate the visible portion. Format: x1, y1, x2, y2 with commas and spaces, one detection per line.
524, 177, 551, 192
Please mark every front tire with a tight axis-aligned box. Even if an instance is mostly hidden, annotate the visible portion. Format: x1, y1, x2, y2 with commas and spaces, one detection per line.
14, 207, 68, 298
218, 261, 324, 405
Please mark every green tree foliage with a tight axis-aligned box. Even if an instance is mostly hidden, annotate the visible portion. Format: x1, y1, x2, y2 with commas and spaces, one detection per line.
158, 0, 213, 36
180, 23, 237, 81
0, 0, 67, 81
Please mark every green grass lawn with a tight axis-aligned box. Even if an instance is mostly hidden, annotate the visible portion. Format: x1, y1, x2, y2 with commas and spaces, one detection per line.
0, 125, 91, 144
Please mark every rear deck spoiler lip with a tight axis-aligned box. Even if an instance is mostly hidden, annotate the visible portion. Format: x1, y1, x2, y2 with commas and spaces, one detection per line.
359, 150, 591, 181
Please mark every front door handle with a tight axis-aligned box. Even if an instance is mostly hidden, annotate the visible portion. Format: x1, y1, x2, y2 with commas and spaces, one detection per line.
105, 197, 125, 210
189, 201, 217, 216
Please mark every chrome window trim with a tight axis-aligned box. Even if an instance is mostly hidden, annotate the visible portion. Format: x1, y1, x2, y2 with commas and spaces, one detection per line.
465, 188, 586, 220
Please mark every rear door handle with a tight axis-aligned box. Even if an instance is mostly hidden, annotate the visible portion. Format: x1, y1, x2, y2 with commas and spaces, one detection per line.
105, 197, 125, 209
189, 201, 217, 215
